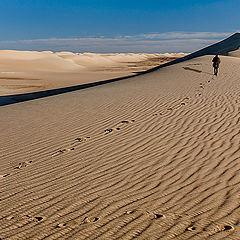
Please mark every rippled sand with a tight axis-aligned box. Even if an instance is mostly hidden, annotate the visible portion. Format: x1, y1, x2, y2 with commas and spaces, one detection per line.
1, 53, 240, 239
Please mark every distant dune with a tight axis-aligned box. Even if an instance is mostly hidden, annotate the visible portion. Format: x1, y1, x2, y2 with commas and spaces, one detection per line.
228, 47, 240, 57
1, 34, 240, 239
0, 51, 186, 96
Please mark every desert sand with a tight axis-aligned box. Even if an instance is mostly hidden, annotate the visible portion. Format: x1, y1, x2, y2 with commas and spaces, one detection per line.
229, 48, 240, 57
0, 51, 185, 96
1, 34, 240, 240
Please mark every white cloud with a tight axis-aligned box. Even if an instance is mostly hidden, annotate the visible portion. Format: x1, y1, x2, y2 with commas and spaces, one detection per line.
139, 32, 231, 39
0, 32, 236, 53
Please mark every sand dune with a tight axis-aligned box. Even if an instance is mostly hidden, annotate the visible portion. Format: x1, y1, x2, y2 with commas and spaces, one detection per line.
0, 51, 185, 96
228, 48, 240, 57
1, 34, 240, 239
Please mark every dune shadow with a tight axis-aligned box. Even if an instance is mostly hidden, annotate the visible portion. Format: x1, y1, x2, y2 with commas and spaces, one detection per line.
183, 67, 202, 73
0, 74, 139, 106
183, 67, 213, 76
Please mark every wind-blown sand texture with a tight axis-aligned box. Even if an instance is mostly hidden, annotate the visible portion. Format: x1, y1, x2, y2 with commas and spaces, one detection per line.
1, 34, 240, 239
0, 51, 185, 96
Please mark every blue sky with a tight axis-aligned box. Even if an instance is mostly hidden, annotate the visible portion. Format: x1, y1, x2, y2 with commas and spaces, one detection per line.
0, 0, 239, 52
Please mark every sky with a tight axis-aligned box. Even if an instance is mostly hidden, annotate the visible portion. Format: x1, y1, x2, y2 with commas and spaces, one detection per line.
0, 0, 239, 53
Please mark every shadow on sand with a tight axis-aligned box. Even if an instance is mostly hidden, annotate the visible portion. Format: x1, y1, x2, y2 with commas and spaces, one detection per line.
182, 67, 213, 75
0, 74, 138, 106
183, 67, 202, 73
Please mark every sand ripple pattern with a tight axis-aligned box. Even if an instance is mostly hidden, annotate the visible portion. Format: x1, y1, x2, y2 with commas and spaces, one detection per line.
1, 56, 240, 239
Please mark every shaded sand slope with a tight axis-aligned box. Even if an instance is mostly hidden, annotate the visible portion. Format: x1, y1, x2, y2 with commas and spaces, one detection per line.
184, 33, 240, 57
1, 55, 240, 239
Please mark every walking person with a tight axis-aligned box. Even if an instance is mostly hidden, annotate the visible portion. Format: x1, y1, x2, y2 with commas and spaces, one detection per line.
212, 55, 221, 76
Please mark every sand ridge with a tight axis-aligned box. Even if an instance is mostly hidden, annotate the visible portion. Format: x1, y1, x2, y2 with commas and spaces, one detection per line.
1, 54, 240, 239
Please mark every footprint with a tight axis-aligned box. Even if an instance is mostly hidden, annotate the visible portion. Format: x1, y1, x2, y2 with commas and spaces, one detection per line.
56, 223, 67, 228
52, 148, 75, 157
185, 226, 196, 232
153, 113, 163, 116
0, 173, 10, 179
58, 148, 75, 153
32, 216, 45, 222
30, 216, 46, 222
104, 128, 120, 135
82, 217, 91, 224
25, 215, 46, 222
126, 210, 135, 215
82, 216, 99, 224
145, 211, 166, 220
195, 91, 202, 97
167, 108, 173, 111
120, 120, 135, 124
92, 217, 99, 222
15, 161, 33, 169
146, 212, 166, 220
6, 216, 14, 220
153, 213, 166, 220
222, 225, 234, 232
56, 220, 80, 228
71, 137, 90, 146
74, 137, 90, 142
179, 97, 190, 106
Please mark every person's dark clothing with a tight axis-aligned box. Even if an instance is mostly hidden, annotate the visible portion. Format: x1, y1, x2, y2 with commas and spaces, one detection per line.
212, 55, 221, 76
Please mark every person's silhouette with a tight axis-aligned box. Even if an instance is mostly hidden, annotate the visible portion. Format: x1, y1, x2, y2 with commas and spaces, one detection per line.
212, 55, 221, 76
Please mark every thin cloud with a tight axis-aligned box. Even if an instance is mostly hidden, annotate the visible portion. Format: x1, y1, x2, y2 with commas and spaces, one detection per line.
0, 32, 236, 53
139, 32, 231, 39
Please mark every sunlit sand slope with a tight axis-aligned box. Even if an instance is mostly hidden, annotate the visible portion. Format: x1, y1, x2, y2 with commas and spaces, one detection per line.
1, 55, 240, 239
0, 51, 185, 96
